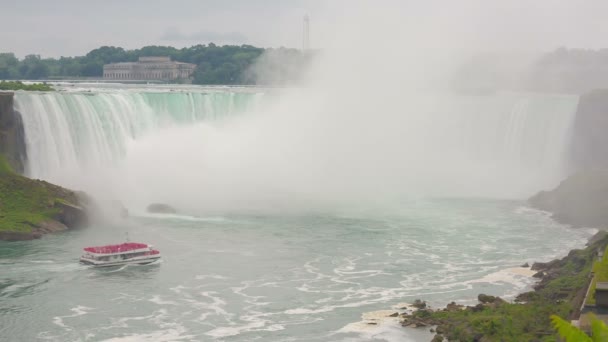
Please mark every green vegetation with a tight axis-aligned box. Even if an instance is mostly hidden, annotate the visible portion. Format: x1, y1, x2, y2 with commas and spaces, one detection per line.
0, 44, 313, 85
551, 314, 608, 341
0, 81, 53, 91
0, 154, 12, 173
414, 234, 608, 341
0, 155, 72, 233
586, 246, 608, 305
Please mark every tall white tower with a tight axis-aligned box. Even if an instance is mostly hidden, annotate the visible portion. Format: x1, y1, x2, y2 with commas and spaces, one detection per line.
303, 14, 310, 51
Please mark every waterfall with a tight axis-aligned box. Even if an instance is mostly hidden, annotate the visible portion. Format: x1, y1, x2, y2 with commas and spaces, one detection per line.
14, 87, 579, 208
14, 90, 263, 184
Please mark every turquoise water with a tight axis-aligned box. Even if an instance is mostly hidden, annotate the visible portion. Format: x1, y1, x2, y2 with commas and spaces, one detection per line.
2, 85, 590, 341
0, 199, 594, 341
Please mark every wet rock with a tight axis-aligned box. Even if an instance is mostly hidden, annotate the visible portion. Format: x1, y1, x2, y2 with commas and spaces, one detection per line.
431, 335, 444, 342
388, 312, 399, 317
471, 303, 485, 312
146, 203, 177, 214
533, 271, 545, 278
54, 201, 88, 228
412, 299, 427, 309
446, 301, 463, 311
521, 262, 529, 267
477, 294, 496, 303
0, 92, 27, 173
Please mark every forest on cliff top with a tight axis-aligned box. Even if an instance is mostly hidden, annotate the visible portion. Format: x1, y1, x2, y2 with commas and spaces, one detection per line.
0, 44, 314, 85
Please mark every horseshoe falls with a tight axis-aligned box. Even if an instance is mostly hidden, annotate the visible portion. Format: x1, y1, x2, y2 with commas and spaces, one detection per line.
14, 88, 264, 186
14, 87, 578, 204
3, 85, 594, 342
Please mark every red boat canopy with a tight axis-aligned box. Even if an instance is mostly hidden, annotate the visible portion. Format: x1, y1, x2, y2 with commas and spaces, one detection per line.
84, 242, 149, 254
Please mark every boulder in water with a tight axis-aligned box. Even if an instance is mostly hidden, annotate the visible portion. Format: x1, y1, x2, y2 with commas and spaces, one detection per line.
146, 203, 177, 214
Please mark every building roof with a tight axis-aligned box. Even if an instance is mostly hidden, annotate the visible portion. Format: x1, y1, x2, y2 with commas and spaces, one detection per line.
104, 58, 196, 68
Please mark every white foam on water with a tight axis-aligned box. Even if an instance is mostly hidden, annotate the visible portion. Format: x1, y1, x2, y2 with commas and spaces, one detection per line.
52, 305, 94, 330
457, 266, 538, 299
507, 267, 537, 277
180, 291, 233, 322
339, 310, 400, 333
101, 314, 158, 330
99, 328, 194, 342
195, 274, 229, 280
149, 295, 179, 306
337, 309, 432, 342
133, 211, 228, 222
169, 285, 187, 294
204, 320, 284, 338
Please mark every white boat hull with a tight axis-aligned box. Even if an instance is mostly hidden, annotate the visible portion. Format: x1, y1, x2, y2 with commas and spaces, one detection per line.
80, 255, 161, 267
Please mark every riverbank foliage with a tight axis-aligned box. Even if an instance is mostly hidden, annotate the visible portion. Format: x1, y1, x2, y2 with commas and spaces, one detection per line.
0, 45, 313, 85
0, 81, 53, 91
585, 245, 608, 305
551, 314, 608, 342
0, 155, 68, 233
416, 234, 608, 341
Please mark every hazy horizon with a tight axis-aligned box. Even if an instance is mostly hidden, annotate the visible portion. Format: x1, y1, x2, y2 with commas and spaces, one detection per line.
3, 0, 608, 58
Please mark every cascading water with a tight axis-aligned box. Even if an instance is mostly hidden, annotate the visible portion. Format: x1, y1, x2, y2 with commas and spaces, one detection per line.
14, 88, 264, 186
14, 86, 578, 206
5, 86, 591, 342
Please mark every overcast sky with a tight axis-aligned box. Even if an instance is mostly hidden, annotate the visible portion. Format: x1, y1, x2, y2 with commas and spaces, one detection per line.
2, 0, 608, 58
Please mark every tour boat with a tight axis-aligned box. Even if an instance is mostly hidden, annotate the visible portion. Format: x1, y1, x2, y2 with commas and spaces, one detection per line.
80, 242, 161, 267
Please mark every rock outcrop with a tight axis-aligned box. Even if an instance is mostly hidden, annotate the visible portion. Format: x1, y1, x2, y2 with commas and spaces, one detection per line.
528, 89, 608, 227
0, 159, 90, 241
0, 92, 26, 173
529, 170, 608, 227
146, 203, 177, 214
400, 232, 608, 341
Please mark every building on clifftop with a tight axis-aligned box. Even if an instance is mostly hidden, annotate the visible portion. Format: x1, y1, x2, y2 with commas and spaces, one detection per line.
103, 57, 196, 83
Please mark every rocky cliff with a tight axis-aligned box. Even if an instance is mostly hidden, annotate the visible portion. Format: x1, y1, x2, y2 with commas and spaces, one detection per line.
570, 89, 608, 171
0, 155, 89, 241
529, 170, 608, 227
529, 89, 608, 227
0, 180, 89, 241
0, 92, 26, 174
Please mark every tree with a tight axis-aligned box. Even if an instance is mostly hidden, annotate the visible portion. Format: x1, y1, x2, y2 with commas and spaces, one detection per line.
26, 64, 49, 79
551, 315, 608, 341
81, 62, 103, 77
0, 53, 19, 79
0, 43, 312, 83
86, 46, 128, 64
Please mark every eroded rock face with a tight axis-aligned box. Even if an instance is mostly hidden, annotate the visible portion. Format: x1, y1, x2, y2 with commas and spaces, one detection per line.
0, 92, 26, 173
146, 203, 177, 214
54, 201, 88, 228
528, 170, 608, 227
570, 90, 608, 171
0, 174, 92, 241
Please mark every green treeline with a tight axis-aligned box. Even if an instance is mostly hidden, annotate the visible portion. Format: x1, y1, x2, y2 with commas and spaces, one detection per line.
0, 81, 53, 91
0, 44, 313, 85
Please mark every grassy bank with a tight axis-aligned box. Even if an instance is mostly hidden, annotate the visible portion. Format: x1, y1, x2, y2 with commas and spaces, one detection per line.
584, 245, 608, 306
405, 233, 608, 341
0, 81, 53, 91
0, 155, 76, 234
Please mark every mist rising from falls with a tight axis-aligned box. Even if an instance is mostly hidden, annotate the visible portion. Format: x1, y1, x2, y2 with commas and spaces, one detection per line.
15, 90, 263, 186
15, 88, 578, 213
13, 2, 586, 213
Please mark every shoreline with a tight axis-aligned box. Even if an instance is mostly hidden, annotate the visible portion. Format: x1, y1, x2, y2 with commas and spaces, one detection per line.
397, 230, 607, 341
347, 229, 605, 341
